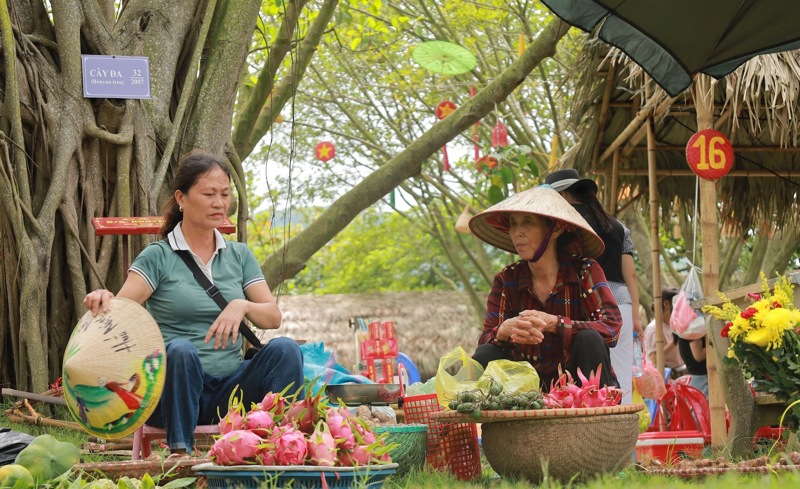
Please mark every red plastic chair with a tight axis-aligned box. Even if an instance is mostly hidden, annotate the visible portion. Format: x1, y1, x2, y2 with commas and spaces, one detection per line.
648, 381, 711, 444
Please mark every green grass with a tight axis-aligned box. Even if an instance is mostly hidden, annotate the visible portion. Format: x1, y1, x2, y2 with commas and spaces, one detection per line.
4, 399, 800, 488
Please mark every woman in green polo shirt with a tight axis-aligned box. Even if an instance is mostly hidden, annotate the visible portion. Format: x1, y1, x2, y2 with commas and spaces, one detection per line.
84, 150, 303, 457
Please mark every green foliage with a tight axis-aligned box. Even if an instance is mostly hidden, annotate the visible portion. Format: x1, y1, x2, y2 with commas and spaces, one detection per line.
285, 209, 453, 294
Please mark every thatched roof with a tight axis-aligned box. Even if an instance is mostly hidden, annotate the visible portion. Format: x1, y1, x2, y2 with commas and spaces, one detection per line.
256, 291, 484, 381
562, 43, 800, 233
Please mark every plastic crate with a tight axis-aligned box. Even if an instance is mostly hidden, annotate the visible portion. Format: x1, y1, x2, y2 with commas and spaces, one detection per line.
402, 394, 481, 481
192, 463, 398, 489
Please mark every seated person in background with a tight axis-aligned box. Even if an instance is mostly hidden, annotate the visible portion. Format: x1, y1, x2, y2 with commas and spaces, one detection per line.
84, 150, 304, 457
545, 168, 642, 404
644, 288, 685, 372
468, 185, 622, 391
678, 336, 708, 397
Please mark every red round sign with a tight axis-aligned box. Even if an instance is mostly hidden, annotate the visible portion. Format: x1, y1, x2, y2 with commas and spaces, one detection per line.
685, 129, 733, 180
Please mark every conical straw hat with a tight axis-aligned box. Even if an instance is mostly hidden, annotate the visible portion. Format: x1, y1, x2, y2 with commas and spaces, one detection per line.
468, 185, 605, 258
62, 298, 166, 439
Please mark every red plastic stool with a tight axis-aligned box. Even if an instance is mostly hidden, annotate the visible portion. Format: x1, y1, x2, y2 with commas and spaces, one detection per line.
131, 424, 219, 459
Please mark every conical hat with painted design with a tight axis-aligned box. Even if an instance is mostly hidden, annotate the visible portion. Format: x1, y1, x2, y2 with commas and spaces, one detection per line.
62, 298, 166, 439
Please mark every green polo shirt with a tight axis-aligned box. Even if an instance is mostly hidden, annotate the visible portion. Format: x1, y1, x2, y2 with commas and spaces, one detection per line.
129, 232, 266, 377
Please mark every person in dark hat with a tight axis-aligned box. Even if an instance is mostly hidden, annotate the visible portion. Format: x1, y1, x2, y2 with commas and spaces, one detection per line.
469, 185, 622, 392
545, 168, 642, 404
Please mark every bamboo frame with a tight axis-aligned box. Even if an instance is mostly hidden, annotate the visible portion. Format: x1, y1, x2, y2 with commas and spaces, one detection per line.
694, 74, 726, 450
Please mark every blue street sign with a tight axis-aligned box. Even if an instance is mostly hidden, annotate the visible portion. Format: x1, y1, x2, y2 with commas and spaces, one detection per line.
81, 55, 151, 99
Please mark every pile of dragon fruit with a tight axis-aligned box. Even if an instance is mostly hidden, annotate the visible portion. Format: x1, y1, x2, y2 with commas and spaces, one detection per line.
543, 365, 623, 408
208, 386, 393, 467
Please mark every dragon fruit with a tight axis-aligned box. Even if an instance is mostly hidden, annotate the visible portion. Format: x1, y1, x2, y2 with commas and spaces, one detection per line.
244, 408, 275, 436
326, 408, 356, 450
544, 366, 623, 408
273, 425, 309, 465
257, 392, 287, 418
218, 386, 246, 434
255, 443, 277, 465
283, 388, 326, 434
338, 445, 372, 467
307, 421, 337, 467
208, 430, 264, 465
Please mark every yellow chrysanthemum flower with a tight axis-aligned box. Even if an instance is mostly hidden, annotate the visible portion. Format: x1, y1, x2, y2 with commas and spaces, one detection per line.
762, 307, 800, 329
728, 316, 751, 341
727, 348, 737, 359
743, 327, 777, 349
771, 287, 791, 307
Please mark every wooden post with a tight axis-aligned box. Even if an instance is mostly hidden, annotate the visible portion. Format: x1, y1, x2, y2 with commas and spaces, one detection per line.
646, 117, 664, 379
693, 74, 726, 449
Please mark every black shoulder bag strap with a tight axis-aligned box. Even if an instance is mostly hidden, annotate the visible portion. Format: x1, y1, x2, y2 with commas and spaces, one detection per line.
175, 250, 263, 350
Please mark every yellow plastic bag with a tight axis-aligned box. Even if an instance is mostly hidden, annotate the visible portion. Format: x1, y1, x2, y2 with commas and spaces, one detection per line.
631, 382, 652, 433
434, 347, 484, 406
434, 347, 541, 407
477, 360, 540, 394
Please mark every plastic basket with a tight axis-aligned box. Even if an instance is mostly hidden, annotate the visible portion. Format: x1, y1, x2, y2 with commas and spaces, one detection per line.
192, 463, 398, 489
401, 394, 481, 481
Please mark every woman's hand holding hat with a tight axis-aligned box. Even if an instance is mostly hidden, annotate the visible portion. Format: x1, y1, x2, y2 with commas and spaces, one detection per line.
83, 289, 115, 316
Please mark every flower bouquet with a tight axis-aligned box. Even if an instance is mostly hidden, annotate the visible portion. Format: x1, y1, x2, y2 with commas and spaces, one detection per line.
703, 273, 800, 429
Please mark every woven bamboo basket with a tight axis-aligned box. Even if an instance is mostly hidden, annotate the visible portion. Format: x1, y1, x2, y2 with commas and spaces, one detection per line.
374, 424, 427, 476
433, 404, 643, 484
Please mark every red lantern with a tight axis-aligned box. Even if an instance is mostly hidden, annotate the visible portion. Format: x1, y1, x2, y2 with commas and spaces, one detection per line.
685, 129, 733, 180
435, 100, 457, 172
435, 100, 457, 120
314, 141, 335, 162
492, 120, 509, 148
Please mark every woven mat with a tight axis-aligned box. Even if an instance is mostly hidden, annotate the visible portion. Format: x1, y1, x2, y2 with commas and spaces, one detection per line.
643, 464, 800, 479
431, 403, 645, 423
75, 457, 210, 480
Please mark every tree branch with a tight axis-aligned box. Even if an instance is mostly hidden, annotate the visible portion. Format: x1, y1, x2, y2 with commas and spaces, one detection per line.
84, 120, 134, 145
242, 0, 340, 159
0, 0, 31, 204
233, 0, 308, 155
262, 18, 570, 285
152, 0, 219, 200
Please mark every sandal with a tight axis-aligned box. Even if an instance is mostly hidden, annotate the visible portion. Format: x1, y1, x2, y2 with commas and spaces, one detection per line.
165, 452, 193, 461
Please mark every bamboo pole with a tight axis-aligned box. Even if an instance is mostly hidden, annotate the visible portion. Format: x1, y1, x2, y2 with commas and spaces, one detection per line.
7, 413, 82, 431
646, 117, 664, 379
610, 151, 620, 213
591, 65, 616, 170
694, 74, 726, 450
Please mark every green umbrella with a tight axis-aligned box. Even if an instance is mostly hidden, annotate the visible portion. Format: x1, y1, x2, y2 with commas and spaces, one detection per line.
541, 0, 800, 96
412, 41, 477, 75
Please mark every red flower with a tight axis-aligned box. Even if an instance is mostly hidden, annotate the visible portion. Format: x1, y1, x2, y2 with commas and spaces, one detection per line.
740, 307, 757, 319
773, 301, 782, 308
747, 292, 761, 301
721, 322, 732, 338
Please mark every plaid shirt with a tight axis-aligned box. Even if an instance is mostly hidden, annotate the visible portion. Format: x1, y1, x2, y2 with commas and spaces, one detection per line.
478, 253, 622, 385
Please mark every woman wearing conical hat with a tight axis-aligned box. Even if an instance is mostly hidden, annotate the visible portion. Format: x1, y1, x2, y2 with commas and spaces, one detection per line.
469, 185, 622, 391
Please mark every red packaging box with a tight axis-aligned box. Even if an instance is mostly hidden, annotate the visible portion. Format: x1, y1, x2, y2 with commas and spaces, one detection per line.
368, 321, 382, 340
361, 338, 399, 360
381, 321, 396, 339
